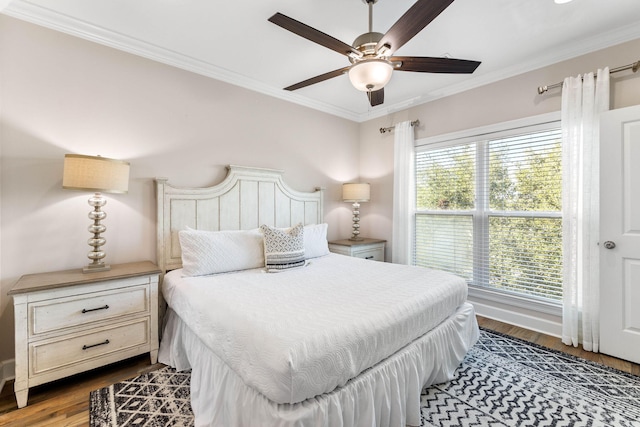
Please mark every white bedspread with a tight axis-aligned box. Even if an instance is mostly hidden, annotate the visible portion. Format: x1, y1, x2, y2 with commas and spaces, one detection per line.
162, 253, 469, 405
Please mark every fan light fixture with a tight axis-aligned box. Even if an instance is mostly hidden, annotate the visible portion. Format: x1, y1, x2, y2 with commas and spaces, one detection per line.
269, 0, 482, 107
348, 59, 393, 92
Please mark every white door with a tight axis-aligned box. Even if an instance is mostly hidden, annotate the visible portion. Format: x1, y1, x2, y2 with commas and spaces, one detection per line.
599, 104, 640, 364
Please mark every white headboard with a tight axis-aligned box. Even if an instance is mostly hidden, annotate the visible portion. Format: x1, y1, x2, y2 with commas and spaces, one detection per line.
155, 165, 324, 274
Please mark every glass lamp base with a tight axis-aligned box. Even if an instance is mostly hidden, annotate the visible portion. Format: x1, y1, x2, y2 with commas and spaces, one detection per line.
83, 263, 111, 273
83, 192, 110, 274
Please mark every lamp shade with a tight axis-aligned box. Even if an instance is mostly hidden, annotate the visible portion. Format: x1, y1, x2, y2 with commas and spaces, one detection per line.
63, 154, 130, 194
343, 183, 370, 202
348, 59, 393, 92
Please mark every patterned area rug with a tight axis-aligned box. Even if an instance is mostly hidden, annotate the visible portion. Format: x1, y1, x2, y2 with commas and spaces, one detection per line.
421, 330, 640, 426
90, 368, 192, 426
90, 330, 640, 426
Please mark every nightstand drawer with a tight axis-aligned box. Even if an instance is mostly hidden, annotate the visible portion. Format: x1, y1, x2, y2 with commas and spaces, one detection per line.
30, 284, 149, 336
328, 238, 386, 262
30, 318, 150, 376
352, 247, 384, 261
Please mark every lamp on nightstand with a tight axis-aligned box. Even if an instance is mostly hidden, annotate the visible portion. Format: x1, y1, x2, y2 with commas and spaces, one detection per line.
63, 154, 130, 273
342, 182, 370, 241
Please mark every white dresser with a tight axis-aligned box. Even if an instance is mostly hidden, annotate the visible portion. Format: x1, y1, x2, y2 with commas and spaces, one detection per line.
328, 238, 386, 262
9, 261, 161, 408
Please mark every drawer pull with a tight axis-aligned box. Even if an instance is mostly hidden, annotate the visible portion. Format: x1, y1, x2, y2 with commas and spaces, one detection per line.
82, 305, 109, 314
82, 339, 110, 350
365, 256, 374, 260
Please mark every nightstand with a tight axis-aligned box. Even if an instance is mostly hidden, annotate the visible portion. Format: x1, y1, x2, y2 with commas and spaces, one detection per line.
8, 261, 161, 408
328, 238, 386, 262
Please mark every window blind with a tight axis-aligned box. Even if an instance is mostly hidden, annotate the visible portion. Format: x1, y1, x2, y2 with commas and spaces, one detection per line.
415, 128, 562, 302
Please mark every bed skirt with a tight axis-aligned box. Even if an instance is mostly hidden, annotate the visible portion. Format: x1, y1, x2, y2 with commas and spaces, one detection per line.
159, 302, 479, 427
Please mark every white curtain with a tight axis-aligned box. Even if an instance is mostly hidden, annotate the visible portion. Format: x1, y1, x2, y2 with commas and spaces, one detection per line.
392, 121, 415, 265
561, 68, 609, 351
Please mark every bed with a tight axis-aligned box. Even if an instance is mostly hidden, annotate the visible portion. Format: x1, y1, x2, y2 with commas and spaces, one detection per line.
156, 165, 479, 427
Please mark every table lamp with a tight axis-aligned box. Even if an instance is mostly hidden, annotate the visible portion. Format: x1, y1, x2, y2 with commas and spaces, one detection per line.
62, 154, 130, 273
342, 183, 370, 241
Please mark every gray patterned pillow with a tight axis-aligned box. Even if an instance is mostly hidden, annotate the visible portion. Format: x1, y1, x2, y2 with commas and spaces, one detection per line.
260, 223, 306, 272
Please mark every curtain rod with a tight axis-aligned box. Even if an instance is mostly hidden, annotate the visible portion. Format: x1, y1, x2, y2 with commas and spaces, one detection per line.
379, 119, 420, 134
537, 60, 640, 94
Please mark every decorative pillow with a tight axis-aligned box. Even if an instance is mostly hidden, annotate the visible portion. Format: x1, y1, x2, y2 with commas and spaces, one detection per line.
260, 223, 306, 272
178, 228, 264, 277
304, 223, 330, 259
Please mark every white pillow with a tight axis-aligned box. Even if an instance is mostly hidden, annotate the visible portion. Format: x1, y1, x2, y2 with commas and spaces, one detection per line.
178, 228, 264, 276
304, 223, 330, 259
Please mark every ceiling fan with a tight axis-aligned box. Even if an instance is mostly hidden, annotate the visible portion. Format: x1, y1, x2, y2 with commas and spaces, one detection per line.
268, 0, 481, 107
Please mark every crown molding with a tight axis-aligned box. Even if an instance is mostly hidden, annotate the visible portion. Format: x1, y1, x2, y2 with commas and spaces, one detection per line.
2, 1, 362, 122
4, 1, 640, 123
359, 20, 640, 122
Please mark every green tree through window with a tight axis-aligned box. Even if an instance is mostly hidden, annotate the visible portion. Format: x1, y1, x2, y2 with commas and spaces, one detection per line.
415, 129, 562, 301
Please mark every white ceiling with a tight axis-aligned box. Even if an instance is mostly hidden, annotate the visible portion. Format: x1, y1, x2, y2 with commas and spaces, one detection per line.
4, 0, 640, 122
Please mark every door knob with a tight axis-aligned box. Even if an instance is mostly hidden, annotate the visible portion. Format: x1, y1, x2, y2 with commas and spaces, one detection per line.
603, 241, 616, 249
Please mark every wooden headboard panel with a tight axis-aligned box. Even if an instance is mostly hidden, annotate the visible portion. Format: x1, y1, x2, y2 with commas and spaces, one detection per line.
155, 165, 324, 274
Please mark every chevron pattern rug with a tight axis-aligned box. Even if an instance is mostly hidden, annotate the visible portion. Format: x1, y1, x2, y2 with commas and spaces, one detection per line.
90, 329, 640, 426
421, 330, 640, 426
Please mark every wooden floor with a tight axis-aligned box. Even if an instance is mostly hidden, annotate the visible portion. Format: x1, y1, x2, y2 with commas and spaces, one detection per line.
0, 316, 638, 426
0, 356, 163, 427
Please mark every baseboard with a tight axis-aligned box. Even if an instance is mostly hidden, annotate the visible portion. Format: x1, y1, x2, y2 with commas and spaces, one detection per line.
0, 358, 15, 395
469, 297, 562, 338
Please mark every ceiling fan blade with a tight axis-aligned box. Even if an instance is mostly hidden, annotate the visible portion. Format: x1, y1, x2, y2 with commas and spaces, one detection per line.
284, 66, 350, 91
376, 0, 454, 55
367, 88, 384, 107
269, 13, 361, 58
392, 56, 481, 73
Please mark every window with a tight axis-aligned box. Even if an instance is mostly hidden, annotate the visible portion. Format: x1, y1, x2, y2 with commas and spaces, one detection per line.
414, 119, 562, 303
